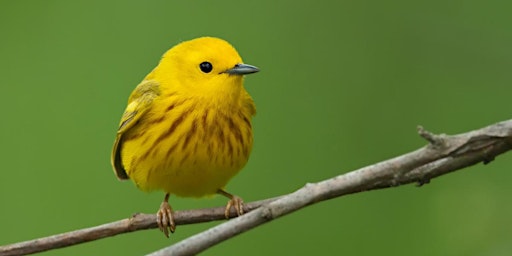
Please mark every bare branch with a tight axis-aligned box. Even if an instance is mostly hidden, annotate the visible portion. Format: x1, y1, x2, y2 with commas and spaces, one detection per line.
148, 120, 512, 256
0, 198, 279, 256
1, 120, 512, 256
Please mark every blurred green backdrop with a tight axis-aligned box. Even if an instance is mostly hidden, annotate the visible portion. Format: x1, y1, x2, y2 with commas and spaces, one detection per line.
1, 0, 512, 255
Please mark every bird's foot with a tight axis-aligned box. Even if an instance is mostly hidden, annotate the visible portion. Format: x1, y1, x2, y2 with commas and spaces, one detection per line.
156, 200, 175, 237
224, 195, 245, 218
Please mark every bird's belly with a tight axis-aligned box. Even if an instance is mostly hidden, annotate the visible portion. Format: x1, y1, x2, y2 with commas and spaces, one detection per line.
121, 122, 252, 197
148, 149, 248, 197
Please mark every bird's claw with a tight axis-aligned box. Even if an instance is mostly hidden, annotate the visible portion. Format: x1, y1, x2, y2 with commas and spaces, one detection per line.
156, 201, 175, 237
224, 195, 245, 219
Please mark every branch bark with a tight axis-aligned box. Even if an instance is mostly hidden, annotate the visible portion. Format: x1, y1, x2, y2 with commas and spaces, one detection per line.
0, 198, 279, 256
148, 120, 512, 255
1, 120, 512, 256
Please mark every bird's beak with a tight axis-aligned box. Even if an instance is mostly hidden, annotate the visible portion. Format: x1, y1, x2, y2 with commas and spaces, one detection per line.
224, 63, 259, 75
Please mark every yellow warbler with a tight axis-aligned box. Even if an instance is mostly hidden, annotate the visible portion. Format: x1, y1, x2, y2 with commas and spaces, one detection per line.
111, 37, 259, 237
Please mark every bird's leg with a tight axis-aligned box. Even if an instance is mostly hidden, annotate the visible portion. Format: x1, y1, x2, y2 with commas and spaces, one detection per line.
217, 189, 245, 219
156, 193, 175, 237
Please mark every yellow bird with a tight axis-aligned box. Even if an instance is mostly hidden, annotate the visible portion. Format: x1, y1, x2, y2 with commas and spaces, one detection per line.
111, 37, 259, 237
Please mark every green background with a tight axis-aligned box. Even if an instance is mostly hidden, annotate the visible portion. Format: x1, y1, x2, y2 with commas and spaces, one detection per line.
1, 1, 512, 255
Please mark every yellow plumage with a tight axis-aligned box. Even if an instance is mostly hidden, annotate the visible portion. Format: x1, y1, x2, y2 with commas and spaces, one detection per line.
111, 37, 259, 236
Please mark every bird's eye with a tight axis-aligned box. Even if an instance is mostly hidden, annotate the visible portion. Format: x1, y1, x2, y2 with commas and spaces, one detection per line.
199, 62, 213, 73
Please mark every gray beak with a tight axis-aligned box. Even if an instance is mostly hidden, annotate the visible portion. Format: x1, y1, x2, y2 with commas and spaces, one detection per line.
224, 63, 260, 75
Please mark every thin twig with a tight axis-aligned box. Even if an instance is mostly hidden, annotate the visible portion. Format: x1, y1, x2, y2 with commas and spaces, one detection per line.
2, 120, 512, 256
0, 198, 279, 256
148, 120, 512, 256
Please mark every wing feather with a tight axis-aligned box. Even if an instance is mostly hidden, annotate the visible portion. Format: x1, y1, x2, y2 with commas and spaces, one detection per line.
111, 80, 160, 180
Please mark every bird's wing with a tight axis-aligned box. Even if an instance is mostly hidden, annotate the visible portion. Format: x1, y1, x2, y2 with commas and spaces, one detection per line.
111, 80, 161, 180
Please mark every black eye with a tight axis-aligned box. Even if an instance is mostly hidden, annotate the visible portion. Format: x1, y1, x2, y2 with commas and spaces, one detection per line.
199, 61, 213, 73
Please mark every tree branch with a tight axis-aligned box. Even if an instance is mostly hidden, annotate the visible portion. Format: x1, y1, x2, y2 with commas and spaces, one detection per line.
148, 120, 512, 256
0, 198, 279, 256
1, 120, 512, 256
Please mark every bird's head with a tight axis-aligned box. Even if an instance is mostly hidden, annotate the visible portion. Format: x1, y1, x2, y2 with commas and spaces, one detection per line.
150, 37, 259, 102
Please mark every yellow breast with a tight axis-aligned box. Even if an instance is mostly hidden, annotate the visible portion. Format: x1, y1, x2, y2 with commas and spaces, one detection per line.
120, 90, 254, 197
